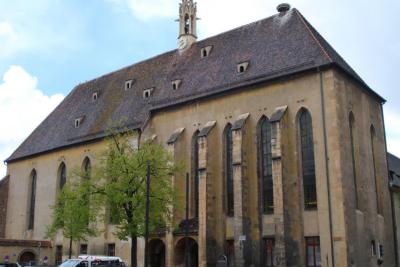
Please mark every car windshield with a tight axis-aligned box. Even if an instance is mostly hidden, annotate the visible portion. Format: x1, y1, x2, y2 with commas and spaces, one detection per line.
59, 260, 81, 267
92, 261, 122, 267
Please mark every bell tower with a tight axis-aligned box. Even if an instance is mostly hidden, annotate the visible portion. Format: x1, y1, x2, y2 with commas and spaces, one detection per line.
178, 0, 197, 50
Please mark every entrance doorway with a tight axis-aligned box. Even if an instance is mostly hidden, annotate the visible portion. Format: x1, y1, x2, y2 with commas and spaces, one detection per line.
149, 239, 166, 267
19, 251, 36, 265
174, 237, 198, 267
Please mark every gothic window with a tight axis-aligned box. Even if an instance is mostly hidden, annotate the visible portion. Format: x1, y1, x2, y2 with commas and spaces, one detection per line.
305, 237, 321, 267
109, 203, 119, 225
192, 131, 200, 218
378, 243, 384, 259
83, 157, 91, 180
299, 109, 317, 209
28, 169, 37, 230
184, 14, 190, 34
225, 124, 234, 217
371, 240, 377, 256
349, 112, 359, 209
370, 125, 381, 214
82, 157, 91, 225
59, 162, 67, 190
259, 117, 273, 214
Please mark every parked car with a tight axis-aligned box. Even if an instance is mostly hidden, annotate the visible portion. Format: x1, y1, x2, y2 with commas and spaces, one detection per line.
59, 256, 125, 267
0, 263, 21, 267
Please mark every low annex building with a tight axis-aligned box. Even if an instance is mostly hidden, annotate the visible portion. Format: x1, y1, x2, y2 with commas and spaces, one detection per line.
1, 1, 396, 266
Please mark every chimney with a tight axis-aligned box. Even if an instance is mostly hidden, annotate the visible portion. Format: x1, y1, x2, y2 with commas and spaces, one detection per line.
277, 3, 291, 13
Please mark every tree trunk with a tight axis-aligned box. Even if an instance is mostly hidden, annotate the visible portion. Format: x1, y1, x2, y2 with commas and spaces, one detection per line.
69, 238, 72, 259
131, 235, 137, 267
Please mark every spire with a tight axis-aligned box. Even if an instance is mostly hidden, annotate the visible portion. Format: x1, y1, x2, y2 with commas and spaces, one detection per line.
178, 0, 197, 50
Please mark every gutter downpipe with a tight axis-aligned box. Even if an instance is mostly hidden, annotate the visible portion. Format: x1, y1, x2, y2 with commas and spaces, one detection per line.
380, 104, 399, 267
318, 68, 335, 267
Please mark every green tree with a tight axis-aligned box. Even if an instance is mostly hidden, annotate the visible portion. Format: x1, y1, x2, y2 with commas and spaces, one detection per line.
46, 173, 100, 259
98, 131, 180, 267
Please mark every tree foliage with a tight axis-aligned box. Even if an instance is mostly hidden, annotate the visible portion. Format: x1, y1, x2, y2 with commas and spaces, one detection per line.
46, 171, 101, 257
46, 129, 181, 265
99, 131, 181, 239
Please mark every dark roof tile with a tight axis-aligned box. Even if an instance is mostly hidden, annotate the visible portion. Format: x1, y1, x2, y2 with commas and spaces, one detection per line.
6, 9, 383, 162
388, 153, 400, 176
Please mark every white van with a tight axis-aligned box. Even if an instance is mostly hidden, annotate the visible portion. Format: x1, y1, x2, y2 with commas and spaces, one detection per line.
58, 256, 124, 267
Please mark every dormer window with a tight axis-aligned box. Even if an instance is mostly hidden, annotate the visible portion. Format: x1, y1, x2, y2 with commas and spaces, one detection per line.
125, 80, 134, 90
237, 61, 250, 73
75, 116, 85, 128
92, 92, 98, 102
172, 80, 182, 90
201, 46, 213, 58
143, 88, 154, 99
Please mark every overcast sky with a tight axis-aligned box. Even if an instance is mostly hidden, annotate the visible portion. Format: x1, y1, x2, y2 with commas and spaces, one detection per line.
0, 0, 399, 178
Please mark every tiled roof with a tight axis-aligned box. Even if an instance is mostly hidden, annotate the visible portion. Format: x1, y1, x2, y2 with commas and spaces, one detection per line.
0, 175, 9, 185
6, 8, 383, 162
388, 153, 400, 176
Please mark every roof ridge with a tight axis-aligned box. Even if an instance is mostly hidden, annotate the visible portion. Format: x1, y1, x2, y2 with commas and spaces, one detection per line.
76, 49, 178, 87
294, 9, 333, 63
6, 8, 385, 163
196, 12, 280, 44
74, 13, 283, 88
389, 152, 400, 161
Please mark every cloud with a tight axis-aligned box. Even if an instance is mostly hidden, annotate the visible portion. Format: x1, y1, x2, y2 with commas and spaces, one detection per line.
385, 108, 400, 158
105, 0, 312, 36
0, 21, 23, 58
0, 2, 89, 60
0, 66, 64, 178
0, 22, 16, 39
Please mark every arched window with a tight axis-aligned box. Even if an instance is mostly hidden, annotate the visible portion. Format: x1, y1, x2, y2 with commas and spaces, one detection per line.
83, 157, 91, 180
299, 109, 317, 209
82, 157, 91, 225
184, 14, 190, 34
59, 162, 67, 190
192, 131, 200, 218
370, 125, 381, 214
349, 112, 359, 209
28, 169, 37, 230
225, 124, 234, 216
259, 117, 273, 214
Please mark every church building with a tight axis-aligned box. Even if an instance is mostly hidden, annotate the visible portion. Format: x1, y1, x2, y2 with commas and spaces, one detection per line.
1, 1, 396, 266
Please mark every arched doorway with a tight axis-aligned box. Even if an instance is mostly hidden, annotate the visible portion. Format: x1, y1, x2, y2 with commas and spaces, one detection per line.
19, 251, 36, 265
149, 239, 165, 267
174, 237, 198, 267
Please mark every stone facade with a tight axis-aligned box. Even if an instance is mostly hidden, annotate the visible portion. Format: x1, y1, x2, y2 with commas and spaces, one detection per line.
0, 175, 9, 238
389, 153, 400, 266
3, 68, 397, 267
1, 2, 397, 267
